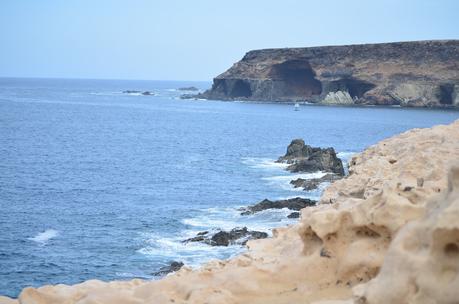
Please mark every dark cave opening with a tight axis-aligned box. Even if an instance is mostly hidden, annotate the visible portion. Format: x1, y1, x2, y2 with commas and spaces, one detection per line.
269, 60, 322, 97
438, 84, 454, 105
327, 78, 376, 99
230, 80, 252, 98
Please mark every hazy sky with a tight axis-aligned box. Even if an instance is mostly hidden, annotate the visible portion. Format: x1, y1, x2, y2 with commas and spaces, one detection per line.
1, 0, 458, 81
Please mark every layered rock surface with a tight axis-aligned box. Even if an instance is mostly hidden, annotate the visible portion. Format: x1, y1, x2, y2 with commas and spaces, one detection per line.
195, 40, 459, 107
2, 120, 459, 304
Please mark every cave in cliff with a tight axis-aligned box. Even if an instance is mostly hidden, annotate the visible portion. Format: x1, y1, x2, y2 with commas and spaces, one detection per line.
327, 78, 376, 99
230, 80, 252, 98
437, 84, 455, 105
269, 60, 322, 97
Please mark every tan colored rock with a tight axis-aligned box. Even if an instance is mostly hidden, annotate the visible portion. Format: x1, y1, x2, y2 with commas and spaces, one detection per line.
2, 120, 459, 304
353, 166, 459, 303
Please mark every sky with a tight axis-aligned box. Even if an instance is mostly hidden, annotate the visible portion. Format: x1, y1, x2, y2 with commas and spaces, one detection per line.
0, 0, 458, 81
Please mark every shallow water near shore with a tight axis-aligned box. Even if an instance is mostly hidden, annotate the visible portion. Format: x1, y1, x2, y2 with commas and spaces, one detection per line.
1, 78, 459, 297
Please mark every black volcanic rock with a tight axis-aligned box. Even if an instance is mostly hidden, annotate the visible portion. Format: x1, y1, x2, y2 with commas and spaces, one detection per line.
183, 227, 268, 246
290, 173, 342, 191
287, 212, 300, 219
196, 40, 459, 107
152, 261, 184, 276
240, 197, 316, 215
277, 139, 344, 175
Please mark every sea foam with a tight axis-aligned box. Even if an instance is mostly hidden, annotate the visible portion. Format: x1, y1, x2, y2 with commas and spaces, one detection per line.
29, 229, 59, 244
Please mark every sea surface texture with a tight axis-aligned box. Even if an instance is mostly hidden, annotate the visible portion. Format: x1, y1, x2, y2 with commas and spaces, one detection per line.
1, 78, 458, 297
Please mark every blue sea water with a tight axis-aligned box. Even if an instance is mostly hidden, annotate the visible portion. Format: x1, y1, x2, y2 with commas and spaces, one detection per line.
1, 78, 458, 297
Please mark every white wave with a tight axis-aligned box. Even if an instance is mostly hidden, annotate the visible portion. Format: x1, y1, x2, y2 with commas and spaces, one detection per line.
138, 203, 303, 269
137, 230, 246, 268
241, 157, 289, 170
181, 206, 297, 233
337, 151, 357, 162
262, 172, 326, 191
29, 229, 59, 244
89, 92, 121, 96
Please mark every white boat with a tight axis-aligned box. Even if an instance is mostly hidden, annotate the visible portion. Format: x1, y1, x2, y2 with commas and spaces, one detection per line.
294, 103, 300, 111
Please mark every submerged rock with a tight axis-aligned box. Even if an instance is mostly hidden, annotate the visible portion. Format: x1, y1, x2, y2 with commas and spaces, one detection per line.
183, 227, 268, 246
122, 90, 154, 96
240, 197, 316, 215
178, 86, 199, 91
277, 139, 344, 175
290, 173, 342, 191
152, 261, 184, 276
287, 212, 300, 219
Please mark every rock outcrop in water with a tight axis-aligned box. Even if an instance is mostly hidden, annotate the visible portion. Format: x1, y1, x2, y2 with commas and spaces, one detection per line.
152, 261, 184, 277
277, 139, 345, 175
290, 173, 342, 191
183, 228, 268, 246
178, 86, 199, 91
2, 120, 459, 304
194, 40, 459, 107
240, 197, 316, 215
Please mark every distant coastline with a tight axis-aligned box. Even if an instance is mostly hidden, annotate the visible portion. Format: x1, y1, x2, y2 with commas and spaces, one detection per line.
188, 40, 459, 108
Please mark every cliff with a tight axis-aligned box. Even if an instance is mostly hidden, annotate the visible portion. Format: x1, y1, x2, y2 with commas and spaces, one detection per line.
1, 120, 458, 304
196, 40, 459, 107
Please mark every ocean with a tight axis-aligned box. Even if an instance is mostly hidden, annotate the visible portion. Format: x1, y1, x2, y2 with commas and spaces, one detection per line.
1, 78, 458, 297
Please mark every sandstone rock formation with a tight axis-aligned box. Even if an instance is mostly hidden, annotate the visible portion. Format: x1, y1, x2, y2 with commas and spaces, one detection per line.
277, 139, 345, 175
194, 40, 459, 107
2, 120, 459, 304
352, 167, 459, 303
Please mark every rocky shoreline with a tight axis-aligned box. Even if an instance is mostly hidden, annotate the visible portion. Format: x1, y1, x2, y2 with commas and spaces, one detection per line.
2, 120, 459, 303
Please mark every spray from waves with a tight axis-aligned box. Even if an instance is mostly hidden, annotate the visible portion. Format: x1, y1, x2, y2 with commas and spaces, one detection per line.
181, 207, 296, 233
241, 157, 289, 170
137, 207, 298, 268
29, 229, 59, 244
337, 151, 357, 164
337, 151, 357, 175
262, 172, 327, 191
137, 233, 246, 269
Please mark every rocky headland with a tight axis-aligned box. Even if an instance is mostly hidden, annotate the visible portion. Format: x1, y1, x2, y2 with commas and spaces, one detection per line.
191, 40, 459, 107
2, 120, 459, 304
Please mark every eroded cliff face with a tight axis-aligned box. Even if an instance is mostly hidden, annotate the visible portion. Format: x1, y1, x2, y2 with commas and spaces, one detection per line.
197, 40, 459, 107
2, 121, 458, 304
